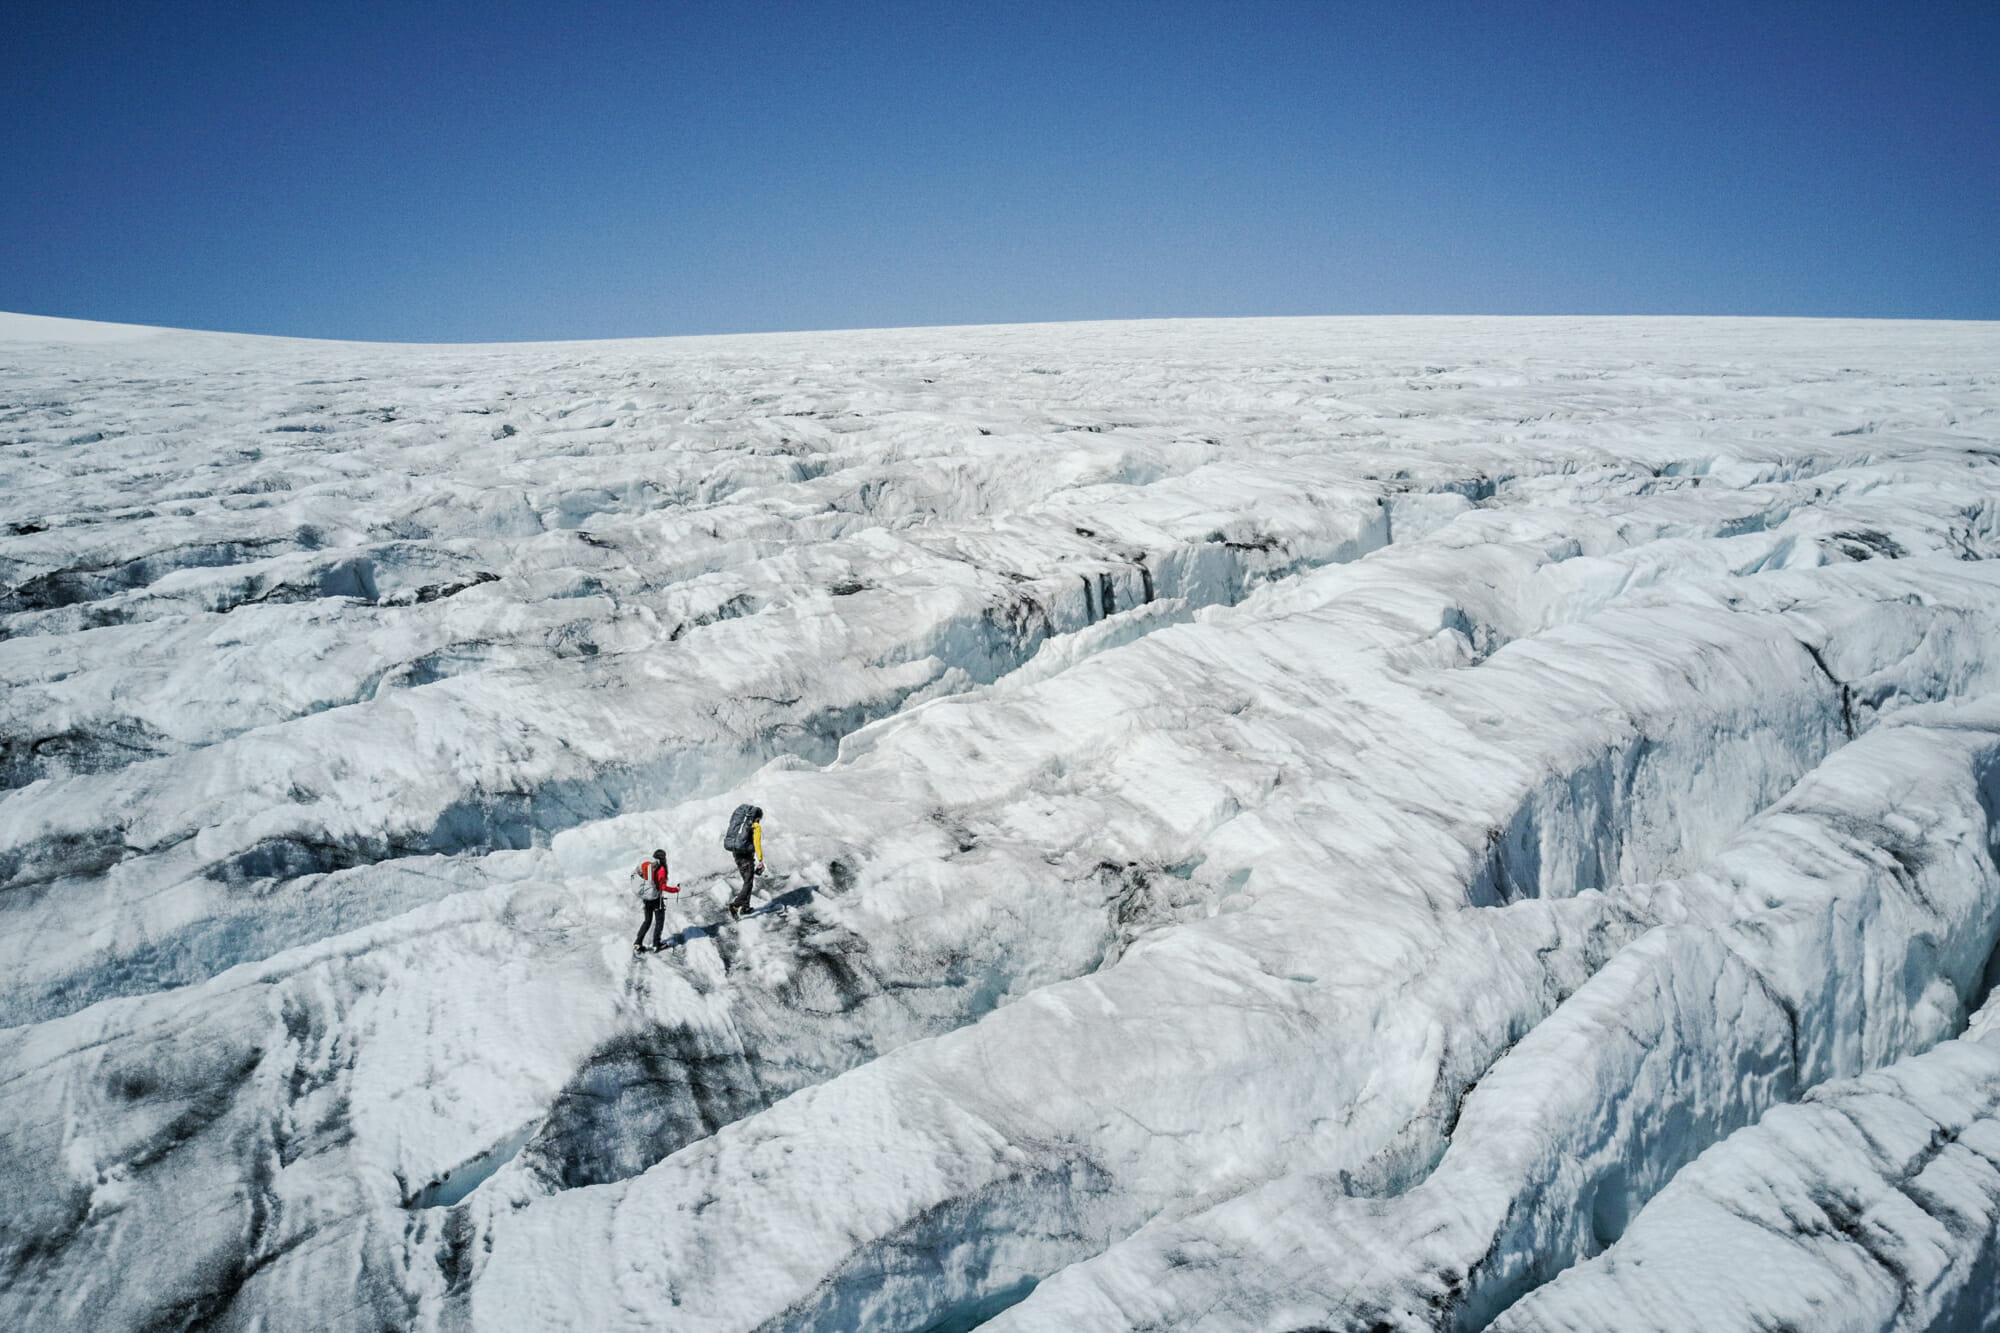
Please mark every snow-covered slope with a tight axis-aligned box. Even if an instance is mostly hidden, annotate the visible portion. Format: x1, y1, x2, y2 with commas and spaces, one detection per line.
2, 315, 1998, 1331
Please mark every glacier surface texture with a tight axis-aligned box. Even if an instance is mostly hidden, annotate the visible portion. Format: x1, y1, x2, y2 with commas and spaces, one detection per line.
3, 313, 2000, 1332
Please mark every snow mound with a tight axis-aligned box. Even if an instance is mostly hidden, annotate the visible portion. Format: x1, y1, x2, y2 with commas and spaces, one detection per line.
0, 311, 174, 343
2, 314, 1998, 1331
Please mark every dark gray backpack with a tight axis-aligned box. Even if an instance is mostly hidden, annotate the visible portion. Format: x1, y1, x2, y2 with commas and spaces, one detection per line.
723, 804, 762, 854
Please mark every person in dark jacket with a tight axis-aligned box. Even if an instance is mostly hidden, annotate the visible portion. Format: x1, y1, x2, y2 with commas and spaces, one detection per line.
723, 805, 764, 918
632, 849, 673, 952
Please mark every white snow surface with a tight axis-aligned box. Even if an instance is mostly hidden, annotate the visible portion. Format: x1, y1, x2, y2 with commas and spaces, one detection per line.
2, 314, 1999, 1332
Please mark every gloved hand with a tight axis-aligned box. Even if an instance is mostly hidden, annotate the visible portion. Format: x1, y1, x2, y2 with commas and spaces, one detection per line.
755, 861, 766, 875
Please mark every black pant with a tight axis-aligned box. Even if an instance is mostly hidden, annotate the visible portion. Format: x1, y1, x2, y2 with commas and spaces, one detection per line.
728, 851, 757, 912
635, 898, 665, 949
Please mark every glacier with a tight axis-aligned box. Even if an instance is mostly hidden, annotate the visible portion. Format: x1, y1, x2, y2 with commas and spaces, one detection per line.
1, 310, 1999, 1331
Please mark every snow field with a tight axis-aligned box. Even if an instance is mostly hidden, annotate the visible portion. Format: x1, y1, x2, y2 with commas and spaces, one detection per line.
2, 316, 1999, 1331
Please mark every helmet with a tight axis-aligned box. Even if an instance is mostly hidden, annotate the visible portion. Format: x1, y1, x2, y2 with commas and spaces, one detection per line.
653, 848, 667, 861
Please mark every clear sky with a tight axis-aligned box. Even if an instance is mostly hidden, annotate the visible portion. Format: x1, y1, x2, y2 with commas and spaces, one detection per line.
5, 1, 1996, 341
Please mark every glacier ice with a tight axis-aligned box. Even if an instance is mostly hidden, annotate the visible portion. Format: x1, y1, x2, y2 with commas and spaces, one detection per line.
2, 313, 1999, 1331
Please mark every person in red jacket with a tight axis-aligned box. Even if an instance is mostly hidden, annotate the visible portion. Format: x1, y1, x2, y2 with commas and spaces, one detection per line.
632, 849, 674, 953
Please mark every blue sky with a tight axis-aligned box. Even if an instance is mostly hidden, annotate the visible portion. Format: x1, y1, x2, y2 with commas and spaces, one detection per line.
5, 1, 1996, 340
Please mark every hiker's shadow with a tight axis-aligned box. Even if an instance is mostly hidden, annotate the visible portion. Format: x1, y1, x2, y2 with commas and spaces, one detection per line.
665, 884, 817, 949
